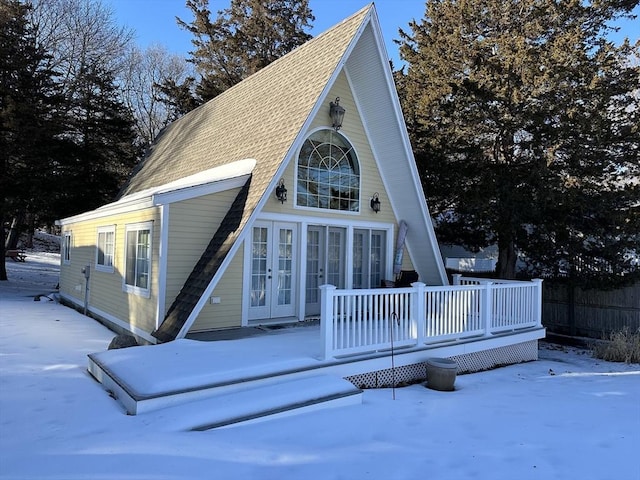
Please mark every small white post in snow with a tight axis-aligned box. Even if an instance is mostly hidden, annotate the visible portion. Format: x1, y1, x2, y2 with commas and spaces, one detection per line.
320, 284, 337, 360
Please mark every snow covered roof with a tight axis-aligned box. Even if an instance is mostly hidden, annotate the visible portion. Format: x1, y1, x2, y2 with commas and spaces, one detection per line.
57, 159, 256, 226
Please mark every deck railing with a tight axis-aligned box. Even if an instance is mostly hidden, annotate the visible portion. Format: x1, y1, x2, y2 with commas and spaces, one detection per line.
320, 277, 543, 360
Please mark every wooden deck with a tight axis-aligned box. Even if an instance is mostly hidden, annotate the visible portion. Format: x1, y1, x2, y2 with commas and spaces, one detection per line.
87, 276, 545, 427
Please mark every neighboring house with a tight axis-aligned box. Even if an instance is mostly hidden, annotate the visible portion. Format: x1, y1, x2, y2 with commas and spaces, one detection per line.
57, 5, 448, 344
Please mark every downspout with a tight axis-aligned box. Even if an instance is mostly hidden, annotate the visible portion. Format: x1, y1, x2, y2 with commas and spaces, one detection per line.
82, 265, 90, 315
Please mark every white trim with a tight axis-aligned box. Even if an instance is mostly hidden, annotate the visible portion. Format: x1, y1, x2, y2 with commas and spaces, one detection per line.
59, 292, 157, 344
57, 159, 256, 226
346, 20, 448, 285
95, 225, 116, 273
259, 211, 394, 230
123, 221, 153, 298
176, 230, 246, 338
176, 9, 440, 338
243, 7, 375, 235
156, 205, 169, 331
292, 128, 363, 215
57, 198, 156, 226
241, 236, 252, 327
152, 174, 250, 206
296, 225, 308, 321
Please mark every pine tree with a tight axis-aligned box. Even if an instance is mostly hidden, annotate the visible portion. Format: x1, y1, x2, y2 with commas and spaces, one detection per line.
397, 0, 640, 286
1, 0, 63, 279
170, 0, 314, 106
54, 63, 140, 218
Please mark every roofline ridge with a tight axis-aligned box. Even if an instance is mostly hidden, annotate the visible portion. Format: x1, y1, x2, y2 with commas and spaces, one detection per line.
189, 4, 373, 112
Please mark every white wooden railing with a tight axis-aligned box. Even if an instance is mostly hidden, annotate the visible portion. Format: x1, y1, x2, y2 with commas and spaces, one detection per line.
319, 277, 543, 360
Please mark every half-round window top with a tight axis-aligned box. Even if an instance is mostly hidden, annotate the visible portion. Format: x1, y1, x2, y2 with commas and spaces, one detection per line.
297, 130, 360, 212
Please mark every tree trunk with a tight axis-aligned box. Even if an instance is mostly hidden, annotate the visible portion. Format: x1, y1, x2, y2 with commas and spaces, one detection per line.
25, 213, 34, 249
4, 214, 23, 250
496, 237, 517, 279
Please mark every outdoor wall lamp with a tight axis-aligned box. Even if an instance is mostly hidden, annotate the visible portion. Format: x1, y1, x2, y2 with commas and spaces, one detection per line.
329, 97, 345, 130
370, 192, 381, 213
275, 178, 287, 204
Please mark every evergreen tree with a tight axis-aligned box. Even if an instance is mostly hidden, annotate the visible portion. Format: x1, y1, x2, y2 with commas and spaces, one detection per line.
1, 0, 62, 279
169, 0, 314, 107
2, 0, 140, 273
54, 63, 140, 218
398, 0, 640, 286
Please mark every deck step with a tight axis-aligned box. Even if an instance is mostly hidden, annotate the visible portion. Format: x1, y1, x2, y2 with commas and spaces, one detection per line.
145, 375, 363, 431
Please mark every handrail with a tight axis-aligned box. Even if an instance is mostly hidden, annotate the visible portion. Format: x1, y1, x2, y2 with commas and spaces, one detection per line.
320, 278, 543, 360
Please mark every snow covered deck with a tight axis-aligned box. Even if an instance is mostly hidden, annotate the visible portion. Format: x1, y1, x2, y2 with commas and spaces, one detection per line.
88, 276, 544, 423
88, 276, 544, 424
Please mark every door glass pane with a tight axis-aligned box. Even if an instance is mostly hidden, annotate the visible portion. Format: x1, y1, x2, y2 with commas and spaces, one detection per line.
306, 229, 321, 304
370, 230, 385, 289
277, 228, 293, 306
326, 228, 345, 288
353, 230, 365, 288
251, 227, 268, 307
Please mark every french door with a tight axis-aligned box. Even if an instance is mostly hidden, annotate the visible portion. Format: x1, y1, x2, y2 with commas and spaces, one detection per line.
305, 226, 346, 316
248, 222, 297, 320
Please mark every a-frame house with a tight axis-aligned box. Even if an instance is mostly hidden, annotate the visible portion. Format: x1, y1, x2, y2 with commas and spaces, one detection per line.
58, 5, 449, 343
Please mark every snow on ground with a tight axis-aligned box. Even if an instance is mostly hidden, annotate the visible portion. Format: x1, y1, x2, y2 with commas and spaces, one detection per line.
1, 252, 639, 480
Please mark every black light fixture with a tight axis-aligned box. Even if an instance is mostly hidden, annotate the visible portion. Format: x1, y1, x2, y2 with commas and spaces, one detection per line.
329, 97, 346, 130
275, 178, 287, 204
370, 192, 381, 213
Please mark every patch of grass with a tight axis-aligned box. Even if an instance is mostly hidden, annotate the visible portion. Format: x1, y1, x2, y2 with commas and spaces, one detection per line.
592, 327, 640, 364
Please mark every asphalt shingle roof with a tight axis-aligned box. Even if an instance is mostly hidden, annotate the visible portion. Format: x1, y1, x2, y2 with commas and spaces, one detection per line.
148, 5, 372, 342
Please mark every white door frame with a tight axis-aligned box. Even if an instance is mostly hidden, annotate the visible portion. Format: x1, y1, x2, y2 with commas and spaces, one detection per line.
246, 221, 298, 322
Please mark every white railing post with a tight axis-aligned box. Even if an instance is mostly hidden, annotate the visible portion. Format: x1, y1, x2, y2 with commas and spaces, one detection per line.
532, 278, 543, 327
452, 274, 462, 285
481, 280, 494, 336
412, 282, 426, 342
320, 284, 336, 360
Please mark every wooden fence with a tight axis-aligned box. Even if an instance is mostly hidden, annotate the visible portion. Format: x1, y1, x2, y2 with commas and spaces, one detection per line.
542, 281, 640, 338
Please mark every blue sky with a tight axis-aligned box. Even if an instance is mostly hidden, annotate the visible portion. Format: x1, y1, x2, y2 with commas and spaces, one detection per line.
109, 0, 639, 66
108, 0, 425, 65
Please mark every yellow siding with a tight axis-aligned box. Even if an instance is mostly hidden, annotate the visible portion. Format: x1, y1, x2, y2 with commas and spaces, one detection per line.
164, 188, 241, 314
262, 71, 414, 275
58, 208, 161, 334
190, 242, 244, 331
262, 71, 397, 227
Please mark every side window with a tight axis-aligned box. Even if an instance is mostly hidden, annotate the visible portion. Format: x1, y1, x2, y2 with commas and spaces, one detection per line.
62, 232, 72, 264
96, 226, 115, 272
123, 222, 152, 296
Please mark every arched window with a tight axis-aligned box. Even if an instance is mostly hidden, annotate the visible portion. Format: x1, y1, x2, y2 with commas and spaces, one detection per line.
297, 130, 360, 212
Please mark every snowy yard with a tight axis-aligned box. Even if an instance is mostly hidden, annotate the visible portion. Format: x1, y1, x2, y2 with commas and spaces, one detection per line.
1, 253, 639, 480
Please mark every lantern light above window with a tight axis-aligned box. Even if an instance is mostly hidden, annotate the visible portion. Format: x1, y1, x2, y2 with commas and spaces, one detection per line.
275, 179, 287, 204
329, 97, 346, 131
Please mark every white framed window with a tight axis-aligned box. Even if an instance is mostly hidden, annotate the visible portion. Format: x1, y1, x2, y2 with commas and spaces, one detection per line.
95, 226, 115, 272
123, 222, 152, 297
62, 231, 72, 264
297, 129, 360, 212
